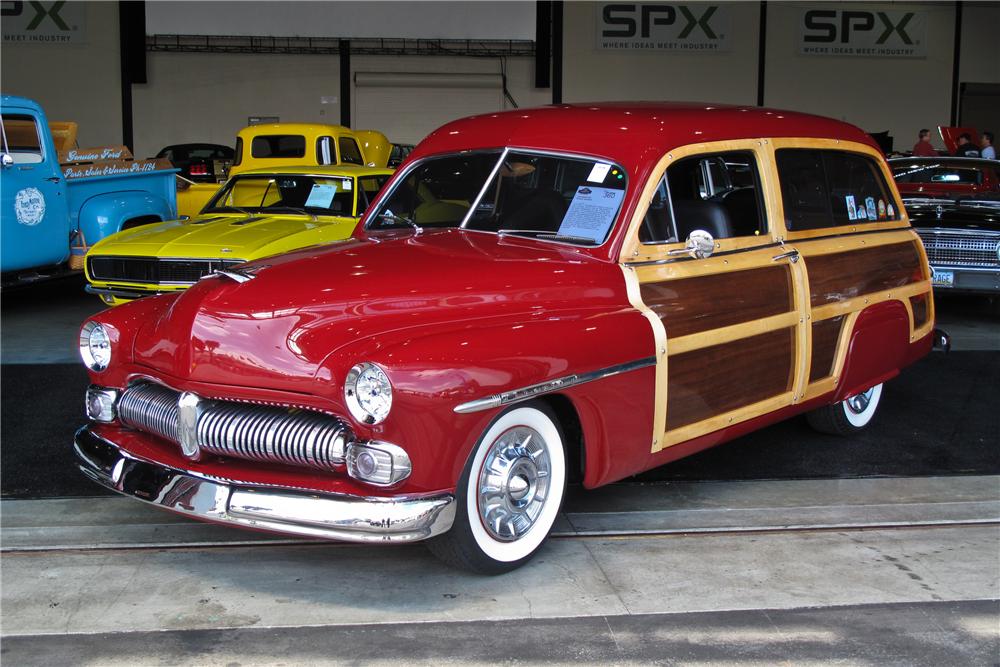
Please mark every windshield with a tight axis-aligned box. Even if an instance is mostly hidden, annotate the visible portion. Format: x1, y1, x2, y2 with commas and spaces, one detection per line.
204, 174, 359, 216
368, 150, 628, 245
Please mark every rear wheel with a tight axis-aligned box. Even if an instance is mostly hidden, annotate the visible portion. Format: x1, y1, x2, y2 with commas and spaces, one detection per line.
427, 402, 566, 574
807, 383, 883, 436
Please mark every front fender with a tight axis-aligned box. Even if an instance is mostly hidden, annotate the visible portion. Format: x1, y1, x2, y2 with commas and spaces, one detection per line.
322, 306, 655, 490
78, 191, 174, 243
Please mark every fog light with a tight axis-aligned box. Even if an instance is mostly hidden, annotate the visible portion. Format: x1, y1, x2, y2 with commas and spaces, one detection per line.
85, 386, 118, 422
346, 441, 411, 486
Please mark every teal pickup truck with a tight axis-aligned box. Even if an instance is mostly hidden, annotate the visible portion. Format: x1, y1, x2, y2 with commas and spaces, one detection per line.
1, 95, 177, 283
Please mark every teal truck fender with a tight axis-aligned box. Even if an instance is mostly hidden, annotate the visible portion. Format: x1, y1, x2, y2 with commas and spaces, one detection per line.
74, 187, 176, 243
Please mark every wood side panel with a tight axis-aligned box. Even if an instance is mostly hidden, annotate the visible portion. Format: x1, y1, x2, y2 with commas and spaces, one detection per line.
640, 266, 792, 338
809, 316, 844, 382
667, 328, 794, 430
807, 242, 921, 307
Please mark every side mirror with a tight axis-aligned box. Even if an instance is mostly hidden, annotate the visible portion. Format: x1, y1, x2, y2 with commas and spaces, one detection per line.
178, 215, 191, 221
1, 153, 14, 168
669, 229, 715, 259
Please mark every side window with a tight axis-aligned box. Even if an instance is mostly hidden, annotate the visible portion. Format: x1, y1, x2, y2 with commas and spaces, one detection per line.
1, 114, 44, 164
338, 137, 365, 165
357, 175, 391, 215
233, 137, 243, 166
640, 151, 767, 244
777, 149, 900, 230
316, 136, 334, 165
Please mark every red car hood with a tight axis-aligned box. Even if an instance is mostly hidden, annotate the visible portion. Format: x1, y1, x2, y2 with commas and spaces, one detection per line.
133, 229, 619, 390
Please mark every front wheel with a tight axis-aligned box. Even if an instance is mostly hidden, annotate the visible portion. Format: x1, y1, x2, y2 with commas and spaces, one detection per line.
426, 402, 567, 574
806, 383, 883, 436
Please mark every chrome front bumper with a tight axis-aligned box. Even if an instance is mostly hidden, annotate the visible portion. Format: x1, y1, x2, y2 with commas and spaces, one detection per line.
74, 426, 455, 544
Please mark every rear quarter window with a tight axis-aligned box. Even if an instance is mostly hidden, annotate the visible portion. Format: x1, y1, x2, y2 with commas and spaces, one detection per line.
251, 135, 306, 159
777, 149, 900, 230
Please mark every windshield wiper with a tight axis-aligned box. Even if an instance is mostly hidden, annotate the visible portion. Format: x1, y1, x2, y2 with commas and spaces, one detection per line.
497, 229, 597, 245
378, 211, 421, 234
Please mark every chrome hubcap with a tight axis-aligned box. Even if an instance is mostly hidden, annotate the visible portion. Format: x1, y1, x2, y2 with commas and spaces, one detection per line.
846, 388, 874, 415
477, 426, 551, 542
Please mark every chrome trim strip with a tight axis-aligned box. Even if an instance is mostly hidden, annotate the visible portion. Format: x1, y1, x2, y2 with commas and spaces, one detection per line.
453, 357, 657, 414
459, 146, 509, 229
74, 426, 455, 544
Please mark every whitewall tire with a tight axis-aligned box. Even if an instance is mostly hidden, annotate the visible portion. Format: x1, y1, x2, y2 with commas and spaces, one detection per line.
807, 383, 883, 436
427, 401, 567, 574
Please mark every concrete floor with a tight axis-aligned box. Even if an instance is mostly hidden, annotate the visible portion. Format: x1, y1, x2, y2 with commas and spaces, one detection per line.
1, 279, 998, 663
2, 477, 998, 663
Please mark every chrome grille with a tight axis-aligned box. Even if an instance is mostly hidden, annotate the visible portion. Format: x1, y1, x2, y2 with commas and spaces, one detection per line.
917, 230, 1000, 268
117, 382, 351, 470
118, 382, 180, 443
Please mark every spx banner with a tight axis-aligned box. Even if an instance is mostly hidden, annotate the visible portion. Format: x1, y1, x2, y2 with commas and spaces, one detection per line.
595, 3, 732, 52
798, 8, 927, 58
1, 1, 87, 44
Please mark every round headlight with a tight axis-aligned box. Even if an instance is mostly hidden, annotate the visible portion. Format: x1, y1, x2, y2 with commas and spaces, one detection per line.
345, 362, 392, 425
79, 321, 111, 371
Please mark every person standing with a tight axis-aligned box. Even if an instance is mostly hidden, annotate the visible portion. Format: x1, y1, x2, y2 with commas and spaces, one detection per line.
912, 129, 938, 156
954, 133, 981, 158
981, 132, 996, 160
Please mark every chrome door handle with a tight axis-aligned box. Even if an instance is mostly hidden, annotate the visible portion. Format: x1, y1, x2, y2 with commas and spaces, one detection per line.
45, 176, 61, 183
772, 249, 799, 264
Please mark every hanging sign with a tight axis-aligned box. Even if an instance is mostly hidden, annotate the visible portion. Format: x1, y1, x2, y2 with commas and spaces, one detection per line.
1, 1, 86, 44
798, 8, 927, 58
596, 4, 732, 52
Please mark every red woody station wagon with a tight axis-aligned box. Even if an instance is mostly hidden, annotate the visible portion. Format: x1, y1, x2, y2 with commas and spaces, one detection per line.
76, 103, 940, 573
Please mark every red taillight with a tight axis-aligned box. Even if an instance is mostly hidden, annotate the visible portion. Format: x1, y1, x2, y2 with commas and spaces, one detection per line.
189, 164, 209, 176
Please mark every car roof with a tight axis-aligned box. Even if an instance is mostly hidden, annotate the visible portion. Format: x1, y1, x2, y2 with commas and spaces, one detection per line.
235, 165, 395, 177
409, 102, 877, 177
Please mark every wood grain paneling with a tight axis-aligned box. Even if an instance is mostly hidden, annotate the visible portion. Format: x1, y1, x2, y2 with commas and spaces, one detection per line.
666, 328, 794, 430
641, 266, 793, 338
808, 242, 921, 307
910, 293, 929, 329
809, 316, 844, 382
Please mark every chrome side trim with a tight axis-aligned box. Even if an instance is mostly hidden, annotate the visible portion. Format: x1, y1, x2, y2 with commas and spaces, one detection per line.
453, 357, 657, 414
74, 426, 455, 544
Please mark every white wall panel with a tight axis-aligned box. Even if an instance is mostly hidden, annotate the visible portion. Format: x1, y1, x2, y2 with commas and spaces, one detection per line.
562, 2, 761, 105
0, 2, 122, 147
764, 2, 955, 150
146, 1, 536, 40
131, 52, 340, 158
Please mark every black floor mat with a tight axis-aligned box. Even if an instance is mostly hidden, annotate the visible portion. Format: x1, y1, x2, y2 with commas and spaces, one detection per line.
2, 352, 998, 499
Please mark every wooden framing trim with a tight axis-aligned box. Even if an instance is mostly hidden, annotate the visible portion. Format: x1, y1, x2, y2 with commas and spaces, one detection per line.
619, 138, 779, 264
812, 279, 931, 321
761, 137, 911, 241
621, 264, 668, 451
667, 311, 799, 355
663, 391, 795, 448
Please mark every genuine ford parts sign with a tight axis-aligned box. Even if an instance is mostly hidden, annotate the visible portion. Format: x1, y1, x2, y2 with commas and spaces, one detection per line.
596, 3, 732, 52
799, 8, 926, 58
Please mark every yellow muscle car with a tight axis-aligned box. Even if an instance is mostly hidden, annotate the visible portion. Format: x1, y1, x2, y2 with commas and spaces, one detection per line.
85, 165, 393, 305
176, 123, 392, 217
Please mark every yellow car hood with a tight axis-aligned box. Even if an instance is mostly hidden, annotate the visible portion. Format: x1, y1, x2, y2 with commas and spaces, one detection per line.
89, 213, 360, 261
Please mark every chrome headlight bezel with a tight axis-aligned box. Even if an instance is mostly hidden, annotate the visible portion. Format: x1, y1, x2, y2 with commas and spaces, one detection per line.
79, 321, 112, 372
344, 362, 393, 425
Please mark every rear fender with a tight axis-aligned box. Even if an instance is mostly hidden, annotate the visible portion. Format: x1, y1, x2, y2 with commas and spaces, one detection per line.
834, 300, 910, 402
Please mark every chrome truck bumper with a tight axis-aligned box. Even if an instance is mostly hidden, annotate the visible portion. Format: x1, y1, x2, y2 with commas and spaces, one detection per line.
74, 426, 456, 544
